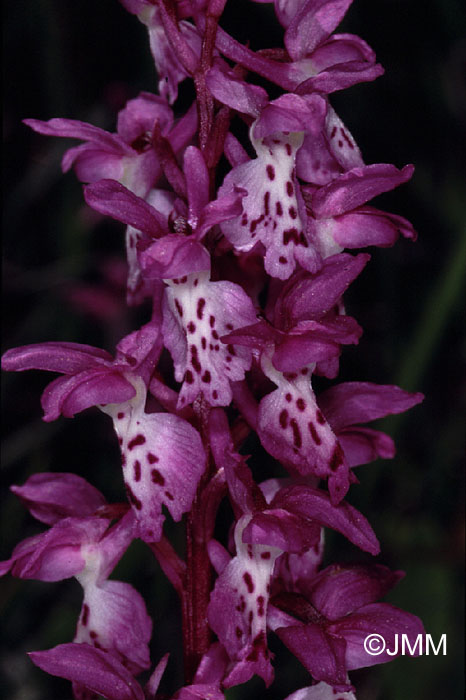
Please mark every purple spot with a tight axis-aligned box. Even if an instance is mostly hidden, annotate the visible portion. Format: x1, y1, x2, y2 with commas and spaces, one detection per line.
126, 484, 142, 510
201, 337, 207, 350
175, 299, 183, 317
286, 181, 294, 197
117, 412, 125, 420
187, 321, 196, 333
243, 572, 254, 593
308, 421, 322, 445
201, 370, 211, 383
276, 201, 283, 216
212, 390, 218, 400
266, 164, 275, 180
128, 434, 146, 450
196, 298, 206, 320
290, 418, 302, 448
81, 604, 89, 626
285, 143, 292, 156
209, 315, 215, 328
165, 491, 175, 501
283, 228, 299, 245
190, 345, 202, 373
279, 409, 289, 428
289, 206, 297, 219
147, 453, 159, 463
279, 256, 288, 264
257, 595, 265, 616
133, 460, 141, 482
285, 393, 292, 402
264, 191, 270, 215
330, 445, 344, 472
261, 551, 271, 560
151, 469, 165, 485
296, 398, 306, 411
316, 409, 326, 425
185, 369, 194, 384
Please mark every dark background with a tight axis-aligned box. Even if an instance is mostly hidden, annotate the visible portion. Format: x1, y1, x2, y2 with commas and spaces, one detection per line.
2, 1, 465, 698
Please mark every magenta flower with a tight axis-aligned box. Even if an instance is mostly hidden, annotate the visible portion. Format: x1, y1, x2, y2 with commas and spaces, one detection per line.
1, 474, 152, 676
270, 564, 424, 689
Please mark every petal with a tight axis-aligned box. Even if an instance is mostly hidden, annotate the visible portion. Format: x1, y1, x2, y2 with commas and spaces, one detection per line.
274, 253, 369, 326
116, 92, 173, 144
271, 485, 380, 555
219, 114, 321, 280
1, 341, 113, 374
84, 180, 167, 237
272, 530, 325, 595
328, 602, 425, 669
207, 516, 280, 688
284, 680, 356, 700
140, 235, 210, 280
284, 0, 354, 60
318, 382, 424, 432
102, 379, 206, 541
206, 63, 269, 117
10, 472, 107, 525
328, 206, 418, 248
258, 362, 350, 504
297, 104, 364, 185
29, 643, 144, 700
311, 164, 415, 218
163, 274, 256, 408
61, 144, 126, 182
75, 580, 152, 674
276, 623, 349, 688
338, 427, 395, 467
243, 509, 321, 552
308, 564, 404, 620
41, 370, 136, 422
23, 118, 133, 154
3, 517, 108, 581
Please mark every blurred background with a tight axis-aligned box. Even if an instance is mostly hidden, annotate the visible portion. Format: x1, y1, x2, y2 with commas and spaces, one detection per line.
2, 1, 465, 698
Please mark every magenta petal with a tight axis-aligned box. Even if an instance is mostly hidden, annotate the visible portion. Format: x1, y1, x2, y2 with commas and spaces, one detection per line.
284, 681, 356, 700
274, 253, 369, 326
328, 602, 425, 669
140, 235, 210, 279
338, 427, 395, 467
29, 643, 144, 700
10, 472, 107, 525
23, 118, 133, 154
318, 382, 424, 431
41, 370, 136, 421
297, 58, 384, 95
329, 206, 417, 248
1, 341, 112, 374
271, 485, 380, 555
4, 517, 109, 581
276, 623, 349, 688
207, 516, 279, 688
116, 92, 173, 144
84, 180, 166, 236
312, 164, 415, 218
163, 274, 256, 408
308, 564, 404, 620
206, 64, 269, 117
75, 580, 152, 674
257, 369, 350, 503
103, 384, 206, 541
284, 0, 354, 60
243, 509, 321, 553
